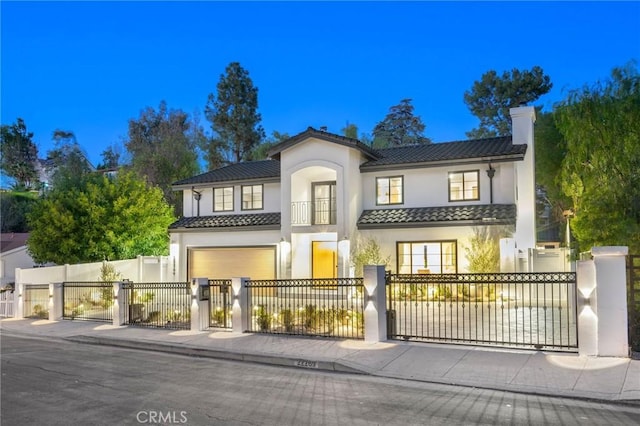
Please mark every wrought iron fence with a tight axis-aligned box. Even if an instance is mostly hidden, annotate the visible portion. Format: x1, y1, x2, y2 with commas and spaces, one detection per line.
23, 284, 49, 319
62, 282, 114, 322
245, 278, 364, 339
387, 272, 578, 351
123, 282, 190, 330
209, 279, 232, 328
290, 200, 337, 226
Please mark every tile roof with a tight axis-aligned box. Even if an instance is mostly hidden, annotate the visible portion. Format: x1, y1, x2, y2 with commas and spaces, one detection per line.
172, 160, 280, 187
357, 204, 517, 229
360, 136, 526, 170
267, 127, 379, 160
169, 212, 281, 230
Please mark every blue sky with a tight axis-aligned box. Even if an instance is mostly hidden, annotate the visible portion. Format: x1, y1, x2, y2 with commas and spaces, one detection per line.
2, 1, 639, 168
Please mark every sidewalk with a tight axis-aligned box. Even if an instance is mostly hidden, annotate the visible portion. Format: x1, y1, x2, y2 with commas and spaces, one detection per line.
1, 317, 639, 404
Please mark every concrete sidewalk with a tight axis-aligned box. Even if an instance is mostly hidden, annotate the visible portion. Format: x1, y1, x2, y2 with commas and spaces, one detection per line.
2, 318, 639, 404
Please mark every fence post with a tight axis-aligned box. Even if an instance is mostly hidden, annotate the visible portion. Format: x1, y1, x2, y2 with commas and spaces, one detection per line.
48, 283, 63, 321
191, 278, 209, 331
363, 265, 387, 343
113, 281, 126, 326
232, 277, 249, 333
578, 246, 629, 357
16, 282, 24, 319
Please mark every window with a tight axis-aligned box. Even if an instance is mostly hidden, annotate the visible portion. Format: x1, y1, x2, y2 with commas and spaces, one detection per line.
312, 181, 336, 225
376, 176, 403, 205
397, 241, 457, 274
449, 170, 479, 201
242, 185, 263, 210
213, 186, 234, 211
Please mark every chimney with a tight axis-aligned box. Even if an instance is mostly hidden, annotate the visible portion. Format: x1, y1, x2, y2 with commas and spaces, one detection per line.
510, 105, 537, 252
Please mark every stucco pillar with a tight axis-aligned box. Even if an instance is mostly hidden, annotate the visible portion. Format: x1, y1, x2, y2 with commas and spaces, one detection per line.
190, 278, 210, 331
578, 246, 629, 357
232, 277, 249, 333
113, 281, 126, 326
16, 279, 24, 319
49, 283, 63, 321
363, 265, 387, 343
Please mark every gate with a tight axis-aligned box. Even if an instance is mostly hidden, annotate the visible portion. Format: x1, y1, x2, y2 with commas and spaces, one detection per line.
0, 289, 14, 317
62, 282, 113, 322
628, 255, 640, 353
387, 272, 578, 351
123, 281, 190, 330
23, 284, 50, 318
208, 279, 232, 328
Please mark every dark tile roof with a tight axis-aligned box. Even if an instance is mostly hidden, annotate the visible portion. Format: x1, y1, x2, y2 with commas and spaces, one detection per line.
169, 213, 281, 230
268, 127, 379, 160
360, 136, 526, 170
172, 160, 280, 187
357, 204, 517, 229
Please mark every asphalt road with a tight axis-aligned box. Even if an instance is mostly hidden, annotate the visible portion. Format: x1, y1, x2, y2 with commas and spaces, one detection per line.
1, 332, 639, 426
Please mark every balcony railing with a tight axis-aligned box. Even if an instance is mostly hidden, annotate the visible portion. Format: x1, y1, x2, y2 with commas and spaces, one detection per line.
291, 199, 336, 226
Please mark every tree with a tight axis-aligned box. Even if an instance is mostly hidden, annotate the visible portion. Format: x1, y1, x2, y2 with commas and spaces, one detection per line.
27, 171, 175, 264
555, 62, 640, 253
96, 143, 123, 170
47, 130, 93, 190
0, 118, 39, 190
0, 192, 38, 232
342, 123, 358, 139
464, 66, 552, 138
534, 112, 572, 243
372, 99, 430, 147
204, 62, 265, 167
125, 101, 200, 212
249, 131, 289, 161
464, 226, 513, 273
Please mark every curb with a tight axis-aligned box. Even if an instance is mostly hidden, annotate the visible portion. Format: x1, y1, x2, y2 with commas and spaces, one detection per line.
65, 335, 367, 376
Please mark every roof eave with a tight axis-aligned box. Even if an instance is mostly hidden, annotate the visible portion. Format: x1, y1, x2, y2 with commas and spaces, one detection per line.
172, 176, 281, 191
169, 224, 281, 233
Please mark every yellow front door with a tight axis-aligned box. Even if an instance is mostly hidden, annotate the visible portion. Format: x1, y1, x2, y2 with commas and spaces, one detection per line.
312, 241, 337, 279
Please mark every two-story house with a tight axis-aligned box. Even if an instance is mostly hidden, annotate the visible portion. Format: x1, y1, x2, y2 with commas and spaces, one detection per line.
169, 106, 536, 281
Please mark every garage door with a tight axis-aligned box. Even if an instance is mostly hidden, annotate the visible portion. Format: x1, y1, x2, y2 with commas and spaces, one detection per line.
188, 247, 276, 280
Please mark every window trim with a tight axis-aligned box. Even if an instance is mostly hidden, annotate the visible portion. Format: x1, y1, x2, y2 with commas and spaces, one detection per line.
448, 170, 480, 202
396, 240, 458, 274
311, 181, 337, 225
241, 184, 264, 211
213, 186, 234, 212
376, 175, 404, 206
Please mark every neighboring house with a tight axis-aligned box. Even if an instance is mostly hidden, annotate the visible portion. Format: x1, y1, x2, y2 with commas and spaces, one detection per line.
169, 106, 536, 281
0, 233, 35, 286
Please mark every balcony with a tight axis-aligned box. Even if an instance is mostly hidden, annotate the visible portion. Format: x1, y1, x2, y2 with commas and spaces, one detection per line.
291, 199, 336, 226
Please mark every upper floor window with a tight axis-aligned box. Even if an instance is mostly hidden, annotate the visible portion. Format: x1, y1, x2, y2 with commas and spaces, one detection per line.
376, 176, 403, 205
449, 171, 479, 201
242, 184, 263, 210
214, 186, 234, 211
312, 181, 336, 225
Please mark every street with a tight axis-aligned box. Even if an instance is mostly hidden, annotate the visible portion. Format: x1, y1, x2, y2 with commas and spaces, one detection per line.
1, 333, 639, 425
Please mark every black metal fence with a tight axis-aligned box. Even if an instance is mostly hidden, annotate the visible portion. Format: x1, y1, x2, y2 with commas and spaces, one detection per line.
209, 279, 232, 328
387, 272, 578, 351
62, 282, 114, 322
23, 284, 49, 318
245, 278, 364, 339
123, 281, 190, 330
628, 255, 640, 353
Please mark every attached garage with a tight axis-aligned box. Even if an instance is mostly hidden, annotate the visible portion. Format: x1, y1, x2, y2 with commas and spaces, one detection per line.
188, 246, 277, 280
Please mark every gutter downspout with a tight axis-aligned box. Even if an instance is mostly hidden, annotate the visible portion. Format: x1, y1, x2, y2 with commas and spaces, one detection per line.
486, 164, 495, 204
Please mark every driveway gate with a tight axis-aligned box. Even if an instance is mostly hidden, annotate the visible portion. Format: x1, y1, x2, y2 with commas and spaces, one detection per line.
387, 272, 578, 351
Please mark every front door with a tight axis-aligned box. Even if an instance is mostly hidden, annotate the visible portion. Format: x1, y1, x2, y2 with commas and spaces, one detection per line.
312, 241, 337, 279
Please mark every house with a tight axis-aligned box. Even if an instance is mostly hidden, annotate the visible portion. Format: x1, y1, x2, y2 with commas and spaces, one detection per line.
169, 106, 536, 281
1, 233, 35, 286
